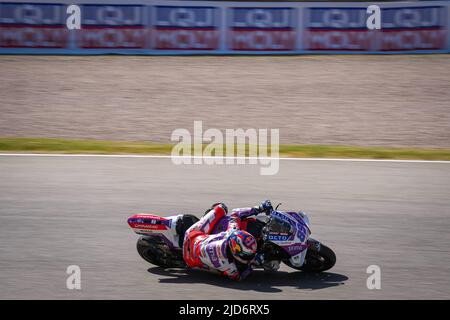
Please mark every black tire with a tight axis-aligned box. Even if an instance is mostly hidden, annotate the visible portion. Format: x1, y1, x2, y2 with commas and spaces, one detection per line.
284, 242, 336, 273
136, 236, 186, 268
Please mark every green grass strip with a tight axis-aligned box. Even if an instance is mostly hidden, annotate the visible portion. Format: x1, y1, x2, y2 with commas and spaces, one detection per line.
0, 137, 450, 161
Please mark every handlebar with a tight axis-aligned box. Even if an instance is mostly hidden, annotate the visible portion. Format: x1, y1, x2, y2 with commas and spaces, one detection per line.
261, 202, 281, 216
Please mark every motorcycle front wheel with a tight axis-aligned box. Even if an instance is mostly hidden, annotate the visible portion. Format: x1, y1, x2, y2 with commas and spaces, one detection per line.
284, 242, 336, 273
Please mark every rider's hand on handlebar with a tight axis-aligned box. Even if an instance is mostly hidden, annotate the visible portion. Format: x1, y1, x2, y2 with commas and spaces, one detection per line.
253, 253, 265, 266
259, 200, 273, 215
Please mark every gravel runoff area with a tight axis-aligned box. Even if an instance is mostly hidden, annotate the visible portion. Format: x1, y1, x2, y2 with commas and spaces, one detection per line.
0, 55, 449, 148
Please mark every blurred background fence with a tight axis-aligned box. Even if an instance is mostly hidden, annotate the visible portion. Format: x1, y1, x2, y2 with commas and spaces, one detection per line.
0, 0, 449, 54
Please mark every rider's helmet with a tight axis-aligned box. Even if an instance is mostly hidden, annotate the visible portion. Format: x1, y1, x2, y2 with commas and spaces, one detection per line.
227, 230, 257, 264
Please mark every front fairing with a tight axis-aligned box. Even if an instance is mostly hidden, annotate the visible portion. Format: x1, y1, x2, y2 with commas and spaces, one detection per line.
210, 210, 311, 258
265, 211, 311, 256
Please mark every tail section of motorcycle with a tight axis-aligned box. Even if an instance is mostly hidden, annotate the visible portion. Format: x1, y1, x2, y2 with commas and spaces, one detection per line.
128, 213, 199, 268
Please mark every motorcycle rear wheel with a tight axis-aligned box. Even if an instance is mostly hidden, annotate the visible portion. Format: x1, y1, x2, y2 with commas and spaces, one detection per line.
136, 236, 186, 268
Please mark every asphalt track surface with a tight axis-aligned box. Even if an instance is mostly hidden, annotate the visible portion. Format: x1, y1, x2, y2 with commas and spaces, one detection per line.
0, 155, 449, 299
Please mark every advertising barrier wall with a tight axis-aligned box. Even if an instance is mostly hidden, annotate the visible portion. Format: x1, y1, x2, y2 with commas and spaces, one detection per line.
1, 0, 449, 54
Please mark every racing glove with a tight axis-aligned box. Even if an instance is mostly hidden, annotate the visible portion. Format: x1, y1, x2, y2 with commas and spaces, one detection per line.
253, 252, 265, 266
258, 200, 273, 214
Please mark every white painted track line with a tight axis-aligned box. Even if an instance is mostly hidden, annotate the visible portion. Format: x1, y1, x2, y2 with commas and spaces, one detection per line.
0, 153, 449, 163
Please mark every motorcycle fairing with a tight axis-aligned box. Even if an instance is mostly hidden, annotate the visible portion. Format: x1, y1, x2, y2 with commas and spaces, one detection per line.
127, 214, 183, 248
266, 211, 311, 265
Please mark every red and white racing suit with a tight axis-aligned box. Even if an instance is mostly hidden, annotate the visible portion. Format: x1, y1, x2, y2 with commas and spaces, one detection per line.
183, 204, 256, 281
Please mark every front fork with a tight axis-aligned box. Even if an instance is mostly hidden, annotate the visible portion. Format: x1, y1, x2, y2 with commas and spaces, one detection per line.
289, 238, 321, 267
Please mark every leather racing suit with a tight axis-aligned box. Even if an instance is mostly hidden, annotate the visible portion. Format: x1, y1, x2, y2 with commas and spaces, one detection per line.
182, 204, 260, 281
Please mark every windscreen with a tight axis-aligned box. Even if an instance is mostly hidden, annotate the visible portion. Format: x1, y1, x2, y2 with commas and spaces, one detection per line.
268, 217, 293, 235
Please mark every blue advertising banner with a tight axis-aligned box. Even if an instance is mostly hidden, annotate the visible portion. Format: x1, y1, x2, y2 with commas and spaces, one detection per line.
378, 6, 447, 51
0, 1, 449, 54
0, 2, 67, 48
304, 5, 448, 51
153, 6, 219, 50
79, 4, 146, 49
229, 7, 296, 51
305, 7, 372, 51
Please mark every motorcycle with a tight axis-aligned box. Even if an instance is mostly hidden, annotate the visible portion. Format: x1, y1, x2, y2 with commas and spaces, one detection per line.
127, 203, 336, 273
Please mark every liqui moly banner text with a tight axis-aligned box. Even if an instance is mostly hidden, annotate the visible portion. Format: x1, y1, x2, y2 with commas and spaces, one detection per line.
79, 4, 147, 49
229, 7, 296, 51
153, 6, 220, 50
1, 0, 449, 54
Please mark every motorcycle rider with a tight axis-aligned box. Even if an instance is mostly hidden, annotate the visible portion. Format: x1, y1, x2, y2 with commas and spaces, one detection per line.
183, 200, 273, 281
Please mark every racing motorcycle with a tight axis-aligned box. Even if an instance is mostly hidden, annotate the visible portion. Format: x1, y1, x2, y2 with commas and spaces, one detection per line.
127, 203, 336, 273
